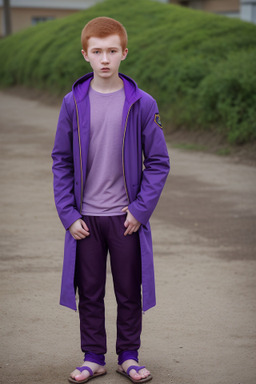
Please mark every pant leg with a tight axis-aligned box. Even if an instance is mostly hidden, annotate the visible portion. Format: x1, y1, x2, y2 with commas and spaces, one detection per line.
75, 216, 108, 356
106, 215, 142, 356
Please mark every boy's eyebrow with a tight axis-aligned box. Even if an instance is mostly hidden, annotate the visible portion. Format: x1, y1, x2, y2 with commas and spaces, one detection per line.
90, 46, 120, 50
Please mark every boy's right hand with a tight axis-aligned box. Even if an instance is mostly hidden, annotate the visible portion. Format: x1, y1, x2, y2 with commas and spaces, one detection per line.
69, 219, 89, 240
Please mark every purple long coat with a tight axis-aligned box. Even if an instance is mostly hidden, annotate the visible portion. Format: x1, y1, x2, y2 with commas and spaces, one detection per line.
52, 72, 170, 312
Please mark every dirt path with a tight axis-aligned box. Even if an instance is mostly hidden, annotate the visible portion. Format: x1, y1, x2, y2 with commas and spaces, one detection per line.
0, 91, 255, 384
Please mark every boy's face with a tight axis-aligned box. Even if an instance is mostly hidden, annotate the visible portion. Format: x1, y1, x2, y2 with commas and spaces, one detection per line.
81, 34, 128, 80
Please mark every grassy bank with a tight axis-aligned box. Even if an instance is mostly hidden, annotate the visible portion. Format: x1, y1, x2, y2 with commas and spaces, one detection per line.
0, 0, 256, 144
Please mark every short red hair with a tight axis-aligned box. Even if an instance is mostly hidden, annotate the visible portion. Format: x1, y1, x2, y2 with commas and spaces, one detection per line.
81, 17, 128, 52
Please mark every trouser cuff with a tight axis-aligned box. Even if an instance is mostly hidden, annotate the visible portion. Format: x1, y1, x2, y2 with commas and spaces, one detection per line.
118, 350, 138, 365
84, 351, 106, 366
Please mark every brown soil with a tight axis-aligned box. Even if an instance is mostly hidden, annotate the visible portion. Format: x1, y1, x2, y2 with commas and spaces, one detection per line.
0, 90, 256, 384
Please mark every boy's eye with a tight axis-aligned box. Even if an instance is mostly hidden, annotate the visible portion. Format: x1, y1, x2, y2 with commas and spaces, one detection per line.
110, 50, 117, 53
93, 50, 100, 54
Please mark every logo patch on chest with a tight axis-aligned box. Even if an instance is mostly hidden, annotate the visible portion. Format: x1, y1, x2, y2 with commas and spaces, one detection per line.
154, 113, 162, 128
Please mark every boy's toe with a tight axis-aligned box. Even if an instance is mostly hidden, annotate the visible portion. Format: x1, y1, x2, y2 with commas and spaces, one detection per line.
74, 373, 88, 382
129, 370, 142, 380
139, 367, 150, 378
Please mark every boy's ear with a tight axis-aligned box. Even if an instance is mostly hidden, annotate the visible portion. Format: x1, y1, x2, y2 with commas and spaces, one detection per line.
121, 48, 128, 62
81, 49, 90, 63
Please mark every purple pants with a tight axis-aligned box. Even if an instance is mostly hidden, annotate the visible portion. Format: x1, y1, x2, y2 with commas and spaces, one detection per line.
75, 215, 142, 365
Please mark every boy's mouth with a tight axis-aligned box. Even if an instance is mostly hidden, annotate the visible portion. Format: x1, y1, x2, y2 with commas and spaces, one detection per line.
101, 67, 110, 71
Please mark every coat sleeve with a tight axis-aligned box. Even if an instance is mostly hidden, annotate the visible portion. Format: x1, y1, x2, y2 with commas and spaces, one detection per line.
128, 99, 170, 226
51, 96, 82, 230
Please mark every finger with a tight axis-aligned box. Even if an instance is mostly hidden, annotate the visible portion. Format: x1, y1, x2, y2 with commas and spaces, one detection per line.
124, 226, 130, 236
79, 229, 90, 237
129, 224, 140, 234
121, 206, 128, 212
73, 232, 88, 240
73, 226, 89, 239
128, 226, 134, 235
124, 225, 134, 236
73, 232, 84, 240
78, 226, 89, 237
80, 220, 89, 232
76, 235, 87, 240
125, 222, 136, 233
124, 219, 130, 228
79, 228, 91, 238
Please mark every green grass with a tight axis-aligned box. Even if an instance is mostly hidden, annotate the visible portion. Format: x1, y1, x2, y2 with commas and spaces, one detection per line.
0, 0, 256, 144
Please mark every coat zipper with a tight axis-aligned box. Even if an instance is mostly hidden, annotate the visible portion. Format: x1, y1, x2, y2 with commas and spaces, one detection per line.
73, 96, 84, 214
122, 103, 135, 203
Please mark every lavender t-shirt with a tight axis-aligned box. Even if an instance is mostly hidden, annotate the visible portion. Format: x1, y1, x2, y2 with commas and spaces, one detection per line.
81, 86, 129, 216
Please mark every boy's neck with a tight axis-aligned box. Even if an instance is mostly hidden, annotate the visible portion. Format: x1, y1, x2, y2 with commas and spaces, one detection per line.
90, 74, 124, 94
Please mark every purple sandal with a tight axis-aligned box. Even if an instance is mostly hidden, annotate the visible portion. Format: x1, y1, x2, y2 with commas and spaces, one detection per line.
116, 365, 153, 383
68, 366, 107, 383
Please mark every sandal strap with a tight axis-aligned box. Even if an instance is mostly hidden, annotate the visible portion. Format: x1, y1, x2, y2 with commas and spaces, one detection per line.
75, 366, 93, 376
127, 365, 145, 375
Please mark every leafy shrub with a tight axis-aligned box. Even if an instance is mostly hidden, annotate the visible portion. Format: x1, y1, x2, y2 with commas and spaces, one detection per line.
196, 50, 256, 143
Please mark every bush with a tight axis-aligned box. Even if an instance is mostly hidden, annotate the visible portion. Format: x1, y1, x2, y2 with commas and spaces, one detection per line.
196, 50, 256, 143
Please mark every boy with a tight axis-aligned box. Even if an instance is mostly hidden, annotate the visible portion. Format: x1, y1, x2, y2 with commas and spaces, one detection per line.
52, 17, 170, 383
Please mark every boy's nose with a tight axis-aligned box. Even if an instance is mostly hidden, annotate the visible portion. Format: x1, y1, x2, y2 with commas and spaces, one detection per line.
101, 52, 109, 63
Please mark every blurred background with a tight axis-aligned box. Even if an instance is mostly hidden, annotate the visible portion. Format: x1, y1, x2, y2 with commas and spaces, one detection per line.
0, 0, 256, 151
1, 0, 256, 37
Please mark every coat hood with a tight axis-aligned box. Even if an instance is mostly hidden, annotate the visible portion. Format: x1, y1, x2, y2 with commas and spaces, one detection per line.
72, 72, 142, 105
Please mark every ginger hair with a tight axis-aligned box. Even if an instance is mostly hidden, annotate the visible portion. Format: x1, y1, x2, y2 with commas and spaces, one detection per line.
81, 17, 128, 52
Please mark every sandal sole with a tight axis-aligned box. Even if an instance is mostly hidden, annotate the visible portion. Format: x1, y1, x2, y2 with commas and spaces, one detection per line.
116, 369, 153, 383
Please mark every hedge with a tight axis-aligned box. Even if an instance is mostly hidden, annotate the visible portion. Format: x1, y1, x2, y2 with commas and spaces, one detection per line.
0, 0, 256, 143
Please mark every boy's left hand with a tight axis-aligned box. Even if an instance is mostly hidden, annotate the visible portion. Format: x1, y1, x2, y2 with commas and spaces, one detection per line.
122, 206, 141, 236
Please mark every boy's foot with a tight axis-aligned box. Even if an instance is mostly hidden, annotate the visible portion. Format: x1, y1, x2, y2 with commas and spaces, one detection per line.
117, 359, 152, 382
69, 361, 106, 383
